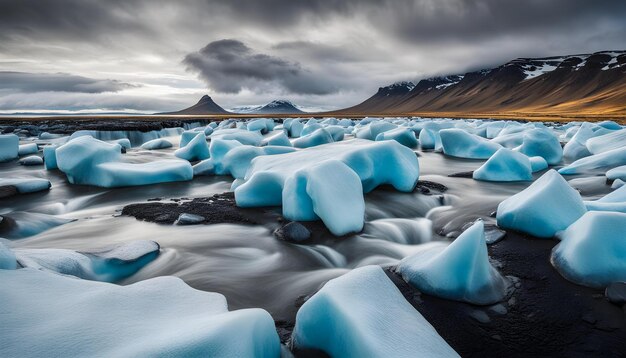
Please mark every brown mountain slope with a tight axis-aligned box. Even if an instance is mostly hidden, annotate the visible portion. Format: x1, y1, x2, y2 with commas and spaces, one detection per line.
334, 51, 626, 118
160, 95, 229, 115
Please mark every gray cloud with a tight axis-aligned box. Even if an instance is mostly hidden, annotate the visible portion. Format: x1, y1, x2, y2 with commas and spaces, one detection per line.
0, 72, 135, 93
183, 39, 342, 95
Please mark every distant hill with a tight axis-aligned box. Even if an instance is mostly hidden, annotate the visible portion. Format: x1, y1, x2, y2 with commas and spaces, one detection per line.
161, 95, 229, 115
231, 100, 305, 114
334, 51, 626, 118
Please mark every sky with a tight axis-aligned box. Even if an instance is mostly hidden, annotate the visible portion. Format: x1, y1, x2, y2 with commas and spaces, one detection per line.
0, 0, 625, 114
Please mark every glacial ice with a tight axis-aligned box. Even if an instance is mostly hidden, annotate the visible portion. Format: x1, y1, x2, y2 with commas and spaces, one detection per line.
529, 156, 548, 172
473, 148, 532, 182
261, 132, 292, 147
19, 155, 43, 166
140, 138, 173, 150
397, 221, 509, 305
174, 132, 210, 161
440, 128, 502, 159
293, 128, 335, 148
0, 269, 280, 357
0, 178, 51, 194
552, 211, 626, 288
606, 165, 626, 181
57, 136, 192, 187
292, 265, 459, 357
18, 143, 38, 156
0, 134, 19, 162
515, 128, 562, 165
497, 170, 587, 238
210, 128, 264, 146
586, 128, 626, 154
355, 121, 397, 140
235, 139, 419, 235
246, 118, 275, 134
180, 130, 201, 147
0, 241, 17, 269
375, 127, 419, 148
11, 240, 160, 282
43, 145, 58, 169
584, 185, 626, 213
213, 143, 296, 178
559, 146, 626, 175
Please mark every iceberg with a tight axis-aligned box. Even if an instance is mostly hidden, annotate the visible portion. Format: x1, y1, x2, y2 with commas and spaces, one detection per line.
292, 265, 459, 358
606, 165, 626, 182
0, 178, 51, 194
515, 129, 562, 165
246, 118, 275, 134
355, 121, 397, 140
584, 185, 626, 213
174, 132, 210, 161
12, 240, 160, 282
140, 138, 173, 150
529, 156, 548, 172
496, 170, 587, 238
57, 136, 192, 187
559, 146, 626, 175
0, 134, 19, 162
0, 269, 280, 357
440, 129, 501, 159
375, 127, 419, 148
397, 221, 509, 305
235, 139, 419, 235
293, 128, 335, 148
261, 132, 292, 147
473, 148, 532, 182
586, 128, 626, 154
552, 211, 626, 288
43, 145, 58, 170
18, 155, 43, 166
210, 128, 264, 146
0, 241, 17, 269
18, 143, 38, 156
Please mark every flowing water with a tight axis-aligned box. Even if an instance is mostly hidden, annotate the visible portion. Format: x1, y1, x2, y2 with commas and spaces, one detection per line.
0, 125, 612, 322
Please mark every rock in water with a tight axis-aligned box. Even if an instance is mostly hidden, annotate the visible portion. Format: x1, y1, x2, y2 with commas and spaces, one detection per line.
292, 265, 459, 357
397, 221, 509, 305
274, 222, 311, 242
496, 170, 587, 238
0, 269, 280, 357
19, 155, 43, 166
605, 282, 626, 305
552, 211, 626, 288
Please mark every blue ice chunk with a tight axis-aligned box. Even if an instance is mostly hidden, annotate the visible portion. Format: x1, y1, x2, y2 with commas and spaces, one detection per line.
552, 211, 626, 288
0, 134, 19, 162
497, 170, 587, 238
473, 148, 532, 182
397, 221, 509, 305
292, 265, 459, 357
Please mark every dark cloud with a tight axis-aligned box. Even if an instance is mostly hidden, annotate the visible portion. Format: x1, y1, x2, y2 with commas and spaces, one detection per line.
183, 39, 341, 95
0, 72, 135, 93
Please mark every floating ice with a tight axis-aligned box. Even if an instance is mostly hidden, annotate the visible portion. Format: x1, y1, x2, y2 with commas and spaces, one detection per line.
43, 145, 58, 169
0, 178, 51, 194
57, 136, 192, 187
473, 148, 532, 182
497, 170, 587, 238
235, 139, 419, 235
552, 211, 626, 288
397, 221, 508, 305
193, 158, 216, 176
140, 138, 173, 150
529, 156, 548, 172
559, 146, 626, 175
246, 118, 275, 134
376, 127, 419, 148
586, 128, 626, 154
584, 185, 626, 213
293, 128, 335, 148
210, 128, 264, 146
261, 132, 292, 147
0, 269, 280, 357
606, 165, 626, 182
0, 241, 17, 269
13, 240, 160, 282
0, 212, 74, 239
111, 138, 131, 151
562, 122, 609, 161
292, 265, 459, 357
0, 134, 19, 162
515, 128, 562, 165
440, 128, 501, 159
180, 130, 200, 147
19, 155, 43, 166
355, 121, 397, 140
212, 142, 296, 178
18, 143, 38, 156
174, 132, 210, 161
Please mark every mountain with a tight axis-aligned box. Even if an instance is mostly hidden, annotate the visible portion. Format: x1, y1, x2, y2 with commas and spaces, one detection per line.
336, 51, 626, 118
161, 95, 229, 115
243, 100, 305, 114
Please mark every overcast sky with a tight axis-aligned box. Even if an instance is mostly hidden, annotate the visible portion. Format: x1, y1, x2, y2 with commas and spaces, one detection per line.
0, 0, 625, 113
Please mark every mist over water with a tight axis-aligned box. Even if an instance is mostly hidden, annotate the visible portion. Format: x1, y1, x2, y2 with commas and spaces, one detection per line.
1, 126, 611, 322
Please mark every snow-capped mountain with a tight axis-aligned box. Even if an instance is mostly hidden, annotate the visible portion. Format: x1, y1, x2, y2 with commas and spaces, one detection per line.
338, 50, 626, 117
232, 100, 305, 114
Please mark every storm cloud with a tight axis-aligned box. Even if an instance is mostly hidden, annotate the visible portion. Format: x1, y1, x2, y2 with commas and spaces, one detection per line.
0, 0, 625, 112
0, 72, 135, 93
183, 40, 341, 95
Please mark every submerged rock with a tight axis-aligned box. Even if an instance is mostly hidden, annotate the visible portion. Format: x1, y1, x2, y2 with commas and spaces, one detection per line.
605, 282, 626, 306
274, 222, 311, 242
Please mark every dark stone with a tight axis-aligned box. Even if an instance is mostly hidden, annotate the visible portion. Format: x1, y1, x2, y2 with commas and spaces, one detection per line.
415, 180, 448, 193
0, 185, 19, 199
448, 171, 474, 178
605, 282, 626, 306
274, 222, 311, 242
